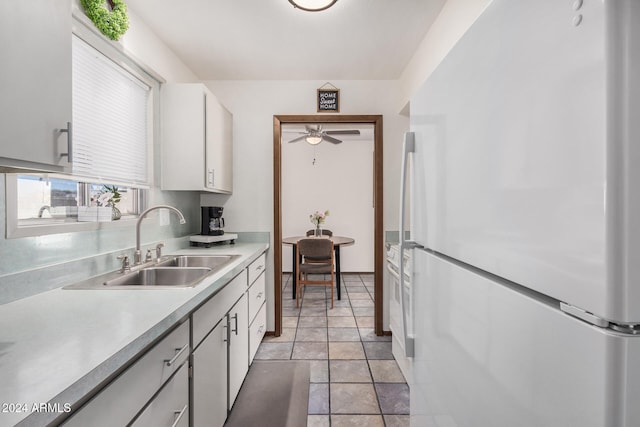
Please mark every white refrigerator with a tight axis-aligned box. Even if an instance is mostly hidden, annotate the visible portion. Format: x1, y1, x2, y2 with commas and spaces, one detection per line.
399, 0, 640, 426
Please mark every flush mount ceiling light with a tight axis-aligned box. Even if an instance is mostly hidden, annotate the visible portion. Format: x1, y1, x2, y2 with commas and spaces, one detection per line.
288, 0, 338, 12
305, 134, 323, 145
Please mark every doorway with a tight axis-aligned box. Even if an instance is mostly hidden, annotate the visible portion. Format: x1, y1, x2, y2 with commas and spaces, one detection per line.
272, 114, 384, 337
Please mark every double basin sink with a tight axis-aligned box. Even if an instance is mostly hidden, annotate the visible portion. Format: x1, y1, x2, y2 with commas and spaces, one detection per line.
65, 255, 240, 290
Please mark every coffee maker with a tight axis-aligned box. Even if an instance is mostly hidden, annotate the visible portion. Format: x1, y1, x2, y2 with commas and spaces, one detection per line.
201, 206, 225, 236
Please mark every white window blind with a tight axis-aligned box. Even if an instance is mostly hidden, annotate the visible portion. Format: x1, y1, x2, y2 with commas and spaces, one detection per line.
72, 35, 149, 184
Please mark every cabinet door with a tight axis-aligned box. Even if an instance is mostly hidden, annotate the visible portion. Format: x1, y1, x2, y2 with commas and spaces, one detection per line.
228, 293, 249, 410
131, 364, 189, 427
162, 83, 232, 193
0, 0, 72, 172
161, 84, 206, 191
205, 91, 233, 193
193, 319, 228, 427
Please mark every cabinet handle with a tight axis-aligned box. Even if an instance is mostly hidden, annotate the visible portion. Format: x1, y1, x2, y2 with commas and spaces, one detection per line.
164, 343, 189, 367
257, 325, 264, 335
256, 292, 263, 300
256, 264, 264, 271
171, 404, 188, 427
59, 121, 73, 163
223, 322, 228, 343
231, 313, 239, 336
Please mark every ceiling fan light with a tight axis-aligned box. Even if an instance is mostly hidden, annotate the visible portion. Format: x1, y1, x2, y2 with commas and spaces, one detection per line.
306, 135, 323, 145
288, 0, 338, 12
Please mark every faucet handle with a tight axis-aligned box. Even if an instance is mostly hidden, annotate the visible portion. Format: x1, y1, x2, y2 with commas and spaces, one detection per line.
145, 249, 153, 262
155, 242, 165, 261
117, 255, 131, 273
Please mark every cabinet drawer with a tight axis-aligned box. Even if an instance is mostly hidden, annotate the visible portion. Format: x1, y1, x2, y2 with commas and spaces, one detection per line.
248, 272, 266, 324
248, 253, 266, 286
131, 363, 189, 427
249, 302, 267, 365
63, 321, 190, 427
193, 270, 247, 348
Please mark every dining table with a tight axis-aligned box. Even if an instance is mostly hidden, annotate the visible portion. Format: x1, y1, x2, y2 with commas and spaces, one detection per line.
282, 235, 355, 300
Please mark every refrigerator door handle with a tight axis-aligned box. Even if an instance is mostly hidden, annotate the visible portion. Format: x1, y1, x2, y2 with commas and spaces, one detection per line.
399, 131, 416, 357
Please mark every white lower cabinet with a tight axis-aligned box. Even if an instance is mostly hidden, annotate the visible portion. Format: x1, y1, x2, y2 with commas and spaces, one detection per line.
131, 364, 189, 427
191, 251, 268, 426
65, 251, 268, 427
228, 292, 249, 410
192, 319, 227, 427
63, 321, 190, 427
191, 270, 249, 427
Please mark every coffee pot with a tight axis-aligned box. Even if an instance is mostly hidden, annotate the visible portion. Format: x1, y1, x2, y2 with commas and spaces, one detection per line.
201, 206, 225, 236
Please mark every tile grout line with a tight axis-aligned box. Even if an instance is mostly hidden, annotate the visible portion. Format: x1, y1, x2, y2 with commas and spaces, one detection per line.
279, 273, 405, 425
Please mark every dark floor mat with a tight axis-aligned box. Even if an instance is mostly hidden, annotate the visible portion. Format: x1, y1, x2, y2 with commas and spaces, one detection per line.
226, 360, 310, 427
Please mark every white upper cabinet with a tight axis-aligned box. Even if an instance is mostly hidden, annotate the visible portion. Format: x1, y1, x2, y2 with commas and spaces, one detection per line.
161, 83, 233, 193
0, 0, 73, 173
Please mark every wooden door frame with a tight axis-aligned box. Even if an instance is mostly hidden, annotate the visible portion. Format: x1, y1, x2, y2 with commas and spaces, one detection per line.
273, 114, 384, 336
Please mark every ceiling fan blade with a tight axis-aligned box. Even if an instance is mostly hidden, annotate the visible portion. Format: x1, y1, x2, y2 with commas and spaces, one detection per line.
325, 129, 360, 135
287, 135, 308, 143
323, 135, 342, 144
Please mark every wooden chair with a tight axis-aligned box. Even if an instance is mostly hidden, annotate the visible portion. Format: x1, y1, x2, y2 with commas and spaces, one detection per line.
296, 238, 335, 309
306, 229, 333, 237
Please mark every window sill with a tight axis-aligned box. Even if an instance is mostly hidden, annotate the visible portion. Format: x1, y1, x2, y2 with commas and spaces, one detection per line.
6, 215, 139, 239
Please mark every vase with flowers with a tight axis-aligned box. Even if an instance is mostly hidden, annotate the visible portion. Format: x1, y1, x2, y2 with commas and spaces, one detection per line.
309, 210, 329, 237
97, 185, 122, 220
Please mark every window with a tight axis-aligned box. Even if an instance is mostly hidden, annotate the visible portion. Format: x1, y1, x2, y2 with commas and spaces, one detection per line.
6, 17, 158, 238
13, 175, 144, 226
72, 34, 149, 184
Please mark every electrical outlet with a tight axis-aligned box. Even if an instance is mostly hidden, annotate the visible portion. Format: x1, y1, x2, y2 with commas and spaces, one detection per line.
159, 208, 170, 226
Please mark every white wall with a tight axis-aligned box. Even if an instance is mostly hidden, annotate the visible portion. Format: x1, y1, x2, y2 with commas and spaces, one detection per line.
72, 1, 199, 84
281, 132, 374, 272
120, 12, 199, 84
201, 0, 494, 327
397, 0, 492, 112
202, 80, 408, 235
202, 80, 407, 331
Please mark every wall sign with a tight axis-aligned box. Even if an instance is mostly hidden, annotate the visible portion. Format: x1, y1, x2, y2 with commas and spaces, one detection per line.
317, 84, 340, 113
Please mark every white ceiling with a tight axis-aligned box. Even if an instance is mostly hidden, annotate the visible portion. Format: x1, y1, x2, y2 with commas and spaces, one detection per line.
125, 0, 446, 80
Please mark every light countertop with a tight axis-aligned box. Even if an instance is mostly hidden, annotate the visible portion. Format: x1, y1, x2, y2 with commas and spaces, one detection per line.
0, 243, 268, 427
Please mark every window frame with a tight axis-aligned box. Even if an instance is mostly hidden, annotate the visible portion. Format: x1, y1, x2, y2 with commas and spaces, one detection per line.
4, 14, 162, 239
6, 174, 149, 238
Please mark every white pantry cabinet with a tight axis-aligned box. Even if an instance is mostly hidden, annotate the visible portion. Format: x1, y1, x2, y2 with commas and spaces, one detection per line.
0, 0, 73, 173
161, 83, 233, 193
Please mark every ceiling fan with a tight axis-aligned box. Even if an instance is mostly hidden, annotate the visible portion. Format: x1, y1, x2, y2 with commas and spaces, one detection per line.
287, 125, 360, 145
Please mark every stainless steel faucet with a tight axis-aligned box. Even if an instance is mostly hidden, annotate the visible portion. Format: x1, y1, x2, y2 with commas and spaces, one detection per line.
135, 205, 186, 264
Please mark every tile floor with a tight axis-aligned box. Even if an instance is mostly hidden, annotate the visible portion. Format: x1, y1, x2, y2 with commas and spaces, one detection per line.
255, 273, 410, 427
